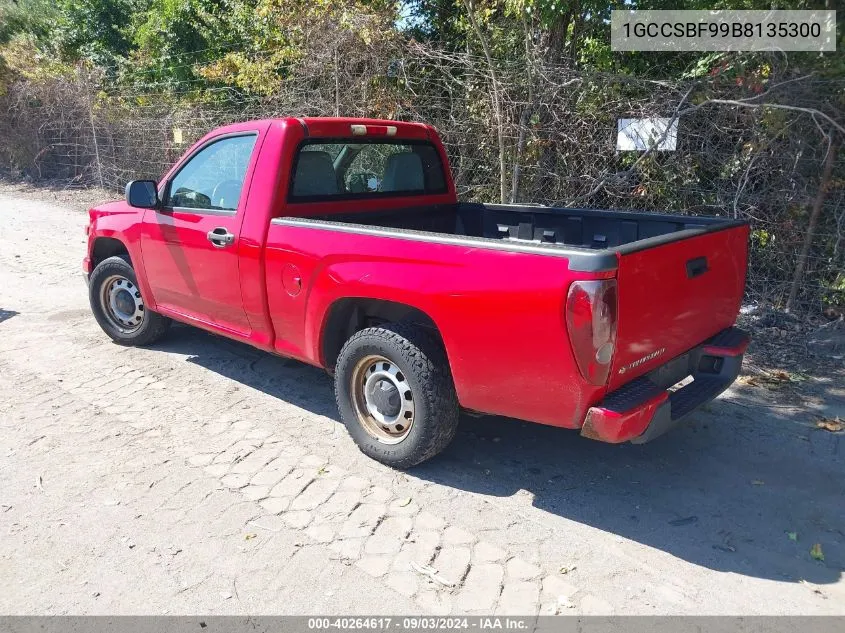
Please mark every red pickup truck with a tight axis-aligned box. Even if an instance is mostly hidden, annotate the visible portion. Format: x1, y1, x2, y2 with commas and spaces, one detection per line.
84, 117, 750, 467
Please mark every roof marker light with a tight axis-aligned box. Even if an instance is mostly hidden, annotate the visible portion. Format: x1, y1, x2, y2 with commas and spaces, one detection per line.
350, 125, 367, 136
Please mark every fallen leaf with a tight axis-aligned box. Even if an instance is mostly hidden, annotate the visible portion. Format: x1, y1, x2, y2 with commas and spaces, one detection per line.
810, 543, 824, 561
244, 533, 257, 541
398, 497, 412, 507
816, 417, 843, 433
743, 370, 798, 389
559, 565, 577, 574
786, 531, 798, 542
317, 466, 328, 475
800, 579, 827, 598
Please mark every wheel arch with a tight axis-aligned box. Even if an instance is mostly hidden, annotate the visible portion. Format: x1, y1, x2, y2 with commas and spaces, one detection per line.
91, 236, 131, 268
320, 297, 449, 372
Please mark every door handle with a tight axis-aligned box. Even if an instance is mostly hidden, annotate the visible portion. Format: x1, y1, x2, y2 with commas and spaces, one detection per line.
207, 227, 235, 248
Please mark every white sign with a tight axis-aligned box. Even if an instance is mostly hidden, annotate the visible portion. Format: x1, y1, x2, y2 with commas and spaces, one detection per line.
617, 118, 678, 151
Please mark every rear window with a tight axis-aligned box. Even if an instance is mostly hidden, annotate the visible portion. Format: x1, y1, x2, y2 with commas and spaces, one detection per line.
288, 139, 447, 201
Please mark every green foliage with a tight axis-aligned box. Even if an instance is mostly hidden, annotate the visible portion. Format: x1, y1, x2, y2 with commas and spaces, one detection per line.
4, 0, 840, 89
54, 0, 135, 66
132, 0, 212, 64
0, 0, 63, 89
0, 0, 57, 45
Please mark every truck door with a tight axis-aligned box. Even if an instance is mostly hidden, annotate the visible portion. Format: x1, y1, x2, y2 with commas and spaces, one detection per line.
139, 133, 259, 334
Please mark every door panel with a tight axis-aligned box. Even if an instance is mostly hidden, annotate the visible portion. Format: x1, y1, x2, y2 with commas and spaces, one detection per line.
140, 208, 250, 332
139, 133, 259, 334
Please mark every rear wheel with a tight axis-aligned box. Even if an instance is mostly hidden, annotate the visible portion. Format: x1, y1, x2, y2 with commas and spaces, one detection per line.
334, 322, 459, 468
89, 255, 170, 346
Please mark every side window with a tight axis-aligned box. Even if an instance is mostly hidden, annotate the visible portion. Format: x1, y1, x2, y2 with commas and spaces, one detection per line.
166, 134, 257, 211
289, 140, 447, 201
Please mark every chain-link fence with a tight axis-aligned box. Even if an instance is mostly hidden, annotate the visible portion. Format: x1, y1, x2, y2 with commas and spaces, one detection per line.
1, 39, 843, 312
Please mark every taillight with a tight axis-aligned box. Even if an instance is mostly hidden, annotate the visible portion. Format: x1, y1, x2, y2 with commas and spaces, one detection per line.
566, 279, 618, 386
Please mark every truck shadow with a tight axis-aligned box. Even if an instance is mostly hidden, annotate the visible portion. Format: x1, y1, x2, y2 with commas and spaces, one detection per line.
0, 308, 19, 324
421, 408, 844, 587
153, 324, 844, 587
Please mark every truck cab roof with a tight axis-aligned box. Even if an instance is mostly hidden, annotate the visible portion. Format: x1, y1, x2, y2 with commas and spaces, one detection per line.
206, 117, 435, 141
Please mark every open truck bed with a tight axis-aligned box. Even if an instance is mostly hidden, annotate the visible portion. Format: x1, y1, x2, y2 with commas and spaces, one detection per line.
298, 202, 747, 271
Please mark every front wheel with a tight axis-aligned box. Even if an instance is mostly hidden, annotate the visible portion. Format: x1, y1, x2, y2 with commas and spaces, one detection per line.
334, 323, 459, 468
88, 255, 171, 346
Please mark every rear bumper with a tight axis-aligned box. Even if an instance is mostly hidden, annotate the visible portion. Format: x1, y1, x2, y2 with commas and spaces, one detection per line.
580, 327, 749, 444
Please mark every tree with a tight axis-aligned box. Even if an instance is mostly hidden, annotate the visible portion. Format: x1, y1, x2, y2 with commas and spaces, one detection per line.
54, 0, 135, 66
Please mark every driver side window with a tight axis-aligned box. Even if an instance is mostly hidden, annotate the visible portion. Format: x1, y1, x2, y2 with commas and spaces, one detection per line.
165, 134, 257, 212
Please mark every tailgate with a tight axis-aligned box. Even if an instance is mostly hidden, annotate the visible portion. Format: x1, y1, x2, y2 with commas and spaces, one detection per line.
607, 224, 749, 392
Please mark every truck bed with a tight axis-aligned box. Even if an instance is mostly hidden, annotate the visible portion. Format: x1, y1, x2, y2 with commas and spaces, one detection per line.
294, 203, 746, 272
276, 202, 749, 392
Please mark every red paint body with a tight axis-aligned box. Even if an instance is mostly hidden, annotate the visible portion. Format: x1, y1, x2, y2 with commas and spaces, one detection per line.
85, 117, 750, 442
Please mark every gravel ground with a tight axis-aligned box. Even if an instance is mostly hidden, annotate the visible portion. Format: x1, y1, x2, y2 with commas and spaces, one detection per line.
0, 186, 843, 615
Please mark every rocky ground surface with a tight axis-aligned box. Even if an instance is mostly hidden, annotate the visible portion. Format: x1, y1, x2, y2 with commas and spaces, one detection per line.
1, 183, 843, 615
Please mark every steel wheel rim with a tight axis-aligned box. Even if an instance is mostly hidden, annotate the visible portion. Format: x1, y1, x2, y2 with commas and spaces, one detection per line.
100, 274, 144, 333
350, 354, 415, 444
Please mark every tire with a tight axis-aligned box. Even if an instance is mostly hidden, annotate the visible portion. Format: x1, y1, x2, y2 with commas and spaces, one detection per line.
88, 254, 171, 346
334, 322, 459, 468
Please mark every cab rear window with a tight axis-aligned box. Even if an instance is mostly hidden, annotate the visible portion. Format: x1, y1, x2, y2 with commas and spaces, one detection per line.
288, 139, 447, 201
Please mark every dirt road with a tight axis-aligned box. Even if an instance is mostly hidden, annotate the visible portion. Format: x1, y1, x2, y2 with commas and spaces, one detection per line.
1, 189, 843, 614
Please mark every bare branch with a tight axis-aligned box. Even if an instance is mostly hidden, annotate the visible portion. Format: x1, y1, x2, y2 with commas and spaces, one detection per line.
680, 99, 845, 136
568, 84, 697, 205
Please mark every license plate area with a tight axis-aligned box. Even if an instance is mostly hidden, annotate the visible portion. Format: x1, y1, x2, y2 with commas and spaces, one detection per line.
668, 375, 695, 393
647, 351, 692, 390
645, 343, 729, 393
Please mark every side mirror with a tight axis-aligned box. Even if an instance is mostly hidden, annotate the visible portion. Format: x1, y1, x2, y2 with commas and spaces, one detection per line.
125, 180, 159, 209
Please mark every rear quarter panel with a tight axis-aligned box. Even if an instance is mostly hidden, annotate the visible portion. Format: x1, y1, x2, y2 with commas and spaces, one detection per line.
265, 222, 609, 428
